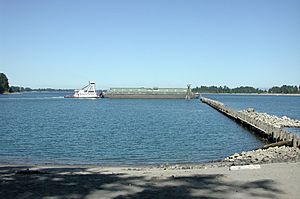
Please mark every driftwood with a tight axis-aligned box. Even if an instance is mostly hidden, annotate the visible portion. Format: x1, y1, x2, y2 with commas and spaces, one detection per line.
16, 169, 48, 175
261, 141, 293, 149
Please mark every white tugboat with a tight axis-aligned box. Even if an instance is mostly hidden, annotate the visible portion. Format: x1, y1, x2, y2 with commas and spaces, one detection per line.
64, 81, 102, 98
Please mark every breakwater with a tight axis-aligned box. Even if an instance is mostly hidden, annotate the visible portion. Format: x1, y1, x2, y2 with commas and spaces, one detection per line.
223, 146, 300, 165
200, 97, 300, 148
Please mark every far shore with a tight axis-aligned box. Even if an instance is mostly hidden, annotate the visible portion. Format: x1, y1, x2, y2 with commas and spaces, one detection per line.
0, 91, 21, 95
2, 91, 300, 97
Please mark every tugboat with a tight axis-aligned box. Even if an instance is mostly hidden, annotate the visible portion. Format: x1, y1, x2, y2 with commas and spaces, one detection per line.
64, 81, 102, 98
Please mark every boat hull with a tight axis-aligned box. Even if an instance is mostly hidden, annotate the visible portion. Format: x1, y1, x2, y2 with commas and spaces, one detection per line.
64, 95, 100, 99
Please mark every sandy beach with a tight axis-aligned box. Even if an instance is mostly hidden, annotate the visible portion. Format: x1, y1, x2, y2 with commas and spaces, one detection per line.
1, 161, 299, 199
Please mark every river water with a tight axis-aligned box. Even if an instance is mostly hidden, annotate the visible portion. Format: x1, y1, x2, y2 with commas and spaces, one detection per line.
0, 92, 299, 165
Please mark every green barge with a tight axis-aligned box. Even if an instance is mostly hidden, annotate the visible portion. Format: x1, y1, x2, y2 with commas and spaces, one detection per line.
105, 86, 194, 99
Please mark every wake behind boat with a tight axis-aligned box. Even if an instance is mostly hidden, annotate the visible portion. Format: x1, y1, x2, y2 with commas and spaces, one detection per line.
64, 81, 102, 99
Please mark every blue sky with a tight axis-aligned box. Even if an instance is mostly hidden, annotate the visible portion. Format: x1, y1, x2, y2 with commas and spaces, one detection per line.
0, 0, 299, 89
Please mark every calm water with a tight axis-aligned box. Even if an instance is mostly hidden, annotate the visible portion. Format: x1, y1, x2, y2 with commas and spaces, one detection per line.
0, 92, 299, 165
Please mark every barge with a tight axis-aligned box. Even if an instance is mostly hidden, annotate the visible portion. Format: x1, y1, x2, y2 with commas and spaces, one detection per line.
105, 85, 194, 99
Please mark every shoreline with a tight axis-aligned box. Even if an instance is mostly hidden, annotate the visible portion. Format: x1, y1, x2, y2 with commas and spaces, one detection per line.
1, 145, 299, 168
1, 146, 300, 198
1, 158, 299, 174
0, 158, 225, 168
1, 160, 299, 199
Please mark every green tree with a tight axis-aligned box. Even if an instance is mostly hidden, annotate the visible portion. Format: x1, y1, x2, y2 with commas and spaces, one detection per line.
9, 86, 24, 93
192, 85, 265, 94
0, 73, 9, 94
268, 85, 299, 94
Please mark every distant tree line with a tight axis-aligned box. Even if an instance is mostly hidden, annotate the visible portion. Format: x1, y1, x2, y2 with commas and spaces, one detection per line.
192, 85, 300, 94
30, 88, 74, 92
8, 86, 32, 93
192, 86, 265, 94
0, 72, 73, 94
8, 87, 73, 92
268, 85, 300, 94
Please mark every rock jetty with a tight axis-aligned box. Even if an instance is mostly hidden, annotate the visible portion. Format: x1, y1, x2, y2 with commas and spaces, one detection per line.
239, 108, 300, 128
201, 97, 300, 148
155, 146, 300, 170
224, 146, 300, 166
